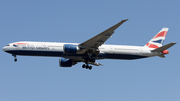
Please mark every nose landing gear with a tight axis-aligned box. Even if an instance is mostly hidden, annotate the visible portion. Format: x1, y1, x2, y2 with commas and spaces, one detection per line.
12, 54, 17, 62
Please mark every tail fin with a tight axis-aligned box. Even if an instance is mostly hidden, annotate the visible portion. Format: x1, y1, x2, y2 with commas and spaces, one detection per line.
144, 28, 169, 49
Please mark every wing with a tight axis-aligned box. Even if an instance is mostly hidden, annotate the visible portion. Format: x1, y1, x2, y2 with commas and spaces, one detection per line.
78, 19, 128, 51
76, 19, 128, 66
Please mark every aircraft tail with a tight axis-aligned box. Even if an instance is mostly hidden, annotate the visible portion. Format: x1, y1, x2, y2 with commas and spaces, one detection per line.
151, 42, 176, 58
151, 42, 176, 52
144, 28, 176, 58
144, 28, 169, 49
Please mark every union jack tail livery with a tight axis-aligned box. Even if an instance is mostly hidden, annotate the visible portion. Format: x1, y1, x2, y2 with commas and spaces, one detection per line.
144, 28, 169, 49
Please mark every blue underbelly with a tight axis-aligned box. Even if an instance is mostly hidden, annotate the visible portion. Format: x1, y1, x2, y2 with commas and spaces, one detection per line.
6, 50, 147, 60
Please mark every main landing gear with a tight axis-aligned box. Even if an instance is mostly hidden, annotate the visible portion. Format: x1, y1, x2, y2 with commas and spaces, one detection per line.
82, 57, 94, 70
82, 64, 92, 70
12, 54, 17, 62
82, 51, 97, 70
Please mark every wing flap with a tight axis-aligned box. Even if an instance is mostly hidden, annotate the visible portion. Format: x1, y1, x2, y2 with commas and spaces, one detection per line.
88, 62, 103, 66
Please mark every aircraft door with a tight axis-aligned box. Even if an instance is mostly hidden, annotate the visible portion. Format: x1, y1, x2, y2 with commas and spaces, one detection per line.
109, 46, 114, 54
139, 48, 143, 55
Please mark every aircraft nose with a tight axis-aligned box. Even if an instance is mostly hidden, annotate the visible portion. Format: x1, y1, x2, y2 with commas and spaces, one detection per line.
2, 46, 7, 52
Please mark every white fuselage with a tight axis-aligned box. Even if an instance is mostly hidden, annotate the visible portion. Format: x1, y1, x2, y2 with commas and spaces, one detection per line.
3, 41, 160, 60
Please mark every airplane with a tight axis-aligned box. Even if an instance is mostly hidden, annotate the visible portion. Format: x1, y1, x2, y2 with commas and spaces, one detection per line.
2, 19, 176, 70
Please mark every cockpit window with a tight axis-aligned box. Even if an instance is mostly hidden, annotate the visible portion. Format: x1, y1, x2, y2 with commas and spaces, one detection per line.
6, 45, 10, 46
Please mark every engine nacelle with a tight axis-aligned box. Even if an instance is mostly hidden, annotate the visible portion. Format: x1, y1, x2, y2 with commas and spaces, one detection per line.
59, 57, 75, 67
63, 44, 79, 54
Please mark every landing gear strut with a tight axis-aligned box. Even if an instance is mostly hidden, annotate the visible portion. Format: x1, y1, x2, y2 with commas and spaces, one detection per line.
82, 64, 92, 70
12, 54, 17, 62
82, 51, 97, 70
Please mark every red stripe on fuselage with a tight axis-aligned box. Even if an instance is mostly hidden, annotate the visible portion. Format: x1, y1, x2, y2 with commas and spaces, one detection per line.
15, 43, 29, 45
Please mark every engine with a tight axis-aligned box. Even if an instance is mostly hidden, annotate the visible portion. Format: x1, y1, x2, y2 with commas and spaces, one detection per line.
59, 57, 76, 67
63, 44, 80, 54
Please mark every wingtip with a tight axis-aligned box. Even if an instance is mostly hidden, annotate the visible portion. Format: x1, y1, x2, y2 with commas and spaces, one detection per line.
121, 19, 129, 23
123, 19, 129, 21
171, 42, 177, 45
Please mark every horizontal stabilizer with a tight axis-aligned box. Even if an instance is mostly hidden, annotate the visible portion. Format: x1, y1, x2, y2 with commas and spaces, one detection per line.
151, 42, 176, 52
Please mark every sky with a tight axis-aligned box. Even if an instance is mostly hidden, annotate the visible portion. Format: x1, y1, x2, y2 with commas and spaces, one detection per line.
0, 0, 180, 101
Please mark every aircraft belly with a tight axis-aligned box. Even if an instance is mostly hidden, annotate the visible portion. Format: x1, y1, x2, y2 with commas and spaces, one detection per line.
104, 53, 148, 60
5, 50, 64, 57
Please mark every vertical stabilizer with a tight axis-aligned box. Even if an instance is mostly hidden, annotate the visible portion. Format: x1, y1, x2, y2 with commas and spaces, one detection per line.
144, 28, 169, 49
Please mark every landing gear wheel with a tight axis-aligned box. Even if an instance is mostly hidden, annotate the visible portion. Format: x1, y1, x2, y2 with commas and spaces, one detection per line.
82, 64, 86, 68
89, 66, 92, 70
82, 64, 93, 70
85, 65, 89, 69
14, 58, 17, 62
